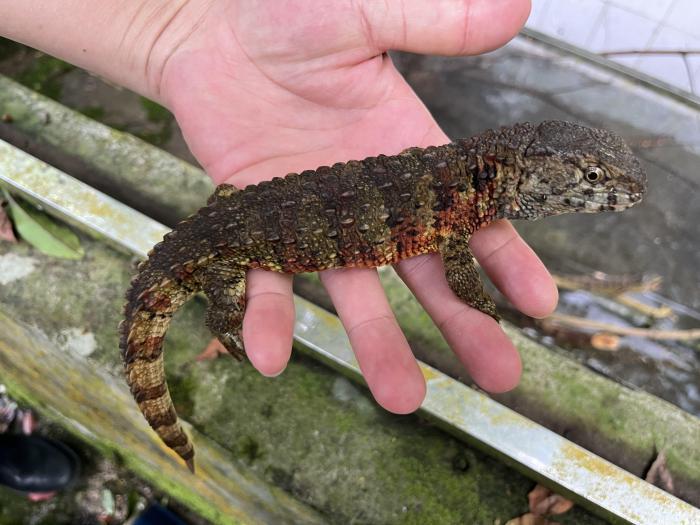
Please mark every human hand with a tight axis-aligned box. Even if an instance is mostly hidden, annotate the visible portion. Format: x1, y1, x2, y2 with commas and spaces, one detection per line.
157, 0, 555, 413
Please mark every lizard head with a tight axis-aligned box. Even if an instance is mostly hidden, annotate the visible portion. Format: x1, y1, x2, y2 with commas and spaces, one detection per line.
504, 121, 646, 220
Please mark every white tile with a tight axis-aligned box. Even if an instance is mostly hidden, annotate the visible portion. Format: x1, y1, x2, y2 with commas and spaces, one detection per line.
528, 0, 604, 48
646, 26, 700, 94
608, 0, 674, 21
648, 25, 700, 51
664, 0, 700, 39
686, 55, 700, 94
526, 0, 551, 26
612, 54, 692, 91
588, 4, 660, 52
608, 54, 641, 70
520, 0, 700, 96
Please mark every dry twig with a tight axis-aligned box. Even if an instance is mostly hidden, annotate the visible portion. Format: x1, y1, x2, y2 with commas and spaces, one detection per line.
544, 313, 700, 341
615, 295, 674, 319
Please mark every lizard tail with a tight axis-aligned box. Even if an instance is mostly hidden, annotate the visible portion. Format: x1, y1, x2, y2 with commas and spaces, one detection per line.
119, 271, 196, 472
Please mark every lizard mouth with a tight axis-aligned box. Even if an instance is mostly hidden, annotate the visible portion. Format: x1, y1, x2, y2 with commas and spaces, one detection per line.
538, 192, 644, 213
584, 191, 644, 212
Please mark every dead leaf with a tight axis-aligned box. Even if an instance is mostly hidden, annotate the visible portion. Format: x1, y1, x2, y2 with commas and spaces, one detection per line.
528, 484, 574, 515
645, 451, 674, 493
0, 201, 17, 243
505, 513, 557, 525
2, 189, 83, 259
590, 332, 621, 352
195, 338, 229, 361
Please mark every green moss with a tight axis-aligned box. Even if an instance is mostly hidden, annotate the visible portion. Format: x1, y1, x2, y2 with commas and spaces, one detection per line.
16, 54, 73, 99
136, 97, 174, 146
140, 98, 171, 123
173, 346, 595, 524
134, 129, 173, 147
0, 486, 78, 525
238, 436, 263, 463
0, 37, 22, 62
169, 368, 199, 416
78, 105, 106, 121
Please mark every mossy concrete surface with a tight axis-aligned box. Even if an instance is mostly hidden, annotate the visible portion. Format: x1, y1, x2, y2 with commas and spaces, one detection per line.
378, 268, 700, 506
0, 239, 325, 525
0, 74, 212, 227
0, 215, 603, 524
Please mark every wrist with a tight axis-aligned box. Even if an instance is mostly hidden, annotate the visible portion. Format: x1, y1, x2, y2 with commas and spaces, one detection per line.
0, 0, 210, 102
126, 0, 213, 101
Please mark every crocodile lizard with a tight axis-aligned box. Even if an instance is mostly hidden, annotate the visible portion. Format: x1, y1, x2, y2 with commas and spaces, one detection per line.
119, 120, 646, 471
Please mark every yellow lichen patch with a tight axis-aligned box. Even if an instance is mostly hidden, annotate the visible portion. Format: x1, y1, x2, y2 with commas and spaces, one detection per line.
551, 442, 692, 522
558, 442, 619, 479
420, 364, 440, 382
487, 407, 540, 429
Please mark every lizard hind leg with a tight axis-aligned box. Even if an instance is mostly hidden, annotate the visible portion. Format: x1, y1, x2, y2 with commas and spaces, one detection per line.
439, 234, 500, 321
201, 264, 247, 360
120, 276, 196, 471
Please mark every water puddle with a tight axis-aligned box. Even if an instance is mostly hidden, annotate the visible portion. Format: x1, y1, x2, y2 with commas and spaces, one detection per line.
512, 269, 700, 417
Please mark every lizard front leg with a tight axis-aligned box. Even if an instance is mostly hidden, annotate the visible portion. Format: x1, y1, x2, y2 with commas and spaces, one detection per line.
439, 234, 500, 322
201, 262, 247, 360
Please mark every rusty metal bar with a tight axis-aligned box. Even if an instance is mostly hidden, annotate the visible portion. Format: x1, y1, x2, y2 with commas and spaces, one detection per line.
1, 139, 698, 524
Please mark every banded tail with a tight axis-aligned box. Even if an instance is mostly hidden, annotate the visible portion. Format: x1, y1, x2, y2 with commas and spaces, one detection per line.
119, 264, 196, 471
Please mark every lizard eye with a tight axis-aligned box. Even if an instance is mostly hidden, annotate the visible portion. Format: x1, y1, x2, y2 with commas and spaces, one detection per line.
585, 166, 604, 183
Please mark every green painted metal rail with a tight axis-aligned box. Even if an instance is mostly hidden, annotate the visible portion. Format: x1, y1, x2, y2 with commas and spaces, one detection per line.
1, 138, 699, 524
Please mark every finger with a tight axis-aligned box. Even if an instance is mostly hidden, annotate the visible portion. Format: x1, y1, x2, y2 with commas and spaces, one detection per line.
359, 0, 531, 56
470, 220, 558, 318
396, 254, 521, 392
320, 267, 425, 413
242, 269, 295, 376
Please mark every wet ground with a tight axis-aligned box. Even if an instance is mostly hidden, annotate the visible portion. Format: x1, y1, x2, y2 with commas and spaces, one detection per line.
0, 34, 698, 417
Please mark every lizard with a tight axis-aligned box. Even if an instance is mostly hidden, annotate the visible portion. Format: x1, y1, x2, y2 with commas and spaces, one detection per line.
119, 120, 646, 472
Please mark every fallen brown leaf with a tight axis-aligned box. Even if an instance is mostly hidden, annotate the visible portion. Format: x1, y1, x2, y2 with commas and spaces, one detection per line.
195, 338, 229, 361
0, 203, 17, 243
645, 451, 675, 493
528, 484, 574, 515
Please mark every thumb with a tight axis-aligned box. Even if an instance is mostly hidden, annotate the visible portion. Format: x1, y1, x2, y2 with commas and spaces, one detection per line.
358, 0, 530, 56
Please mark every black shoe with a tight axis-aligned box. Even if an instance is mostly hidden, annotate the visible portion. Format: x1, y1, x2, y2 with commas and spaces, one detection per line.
134, 504, 188, 525
0, 433, 79, 492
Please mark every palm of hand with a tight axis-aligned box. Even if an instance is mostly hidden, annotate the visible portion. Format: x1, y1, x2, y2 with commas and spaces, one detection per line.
163, 2, 442, 184
158, 0, 552, 413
